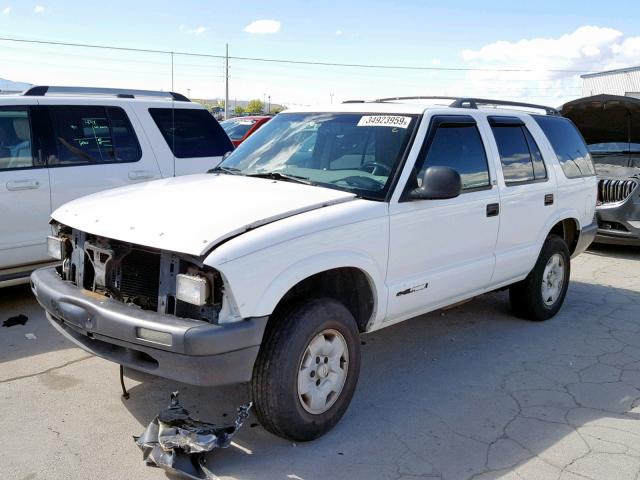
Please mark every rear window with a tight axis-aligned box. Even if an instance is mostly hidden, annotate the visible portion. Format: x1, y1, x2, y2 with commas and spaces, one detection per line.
149, 108, 233, 158
534, 116, 595, 178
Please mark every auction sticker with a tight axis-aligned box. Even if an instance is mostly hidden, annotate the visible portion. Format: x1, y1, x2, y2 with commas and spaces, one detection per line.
357, 115, 412, 128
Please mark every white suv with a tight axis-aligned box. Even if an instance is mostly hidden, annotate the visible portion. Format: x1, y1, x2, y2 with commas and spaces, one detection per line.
0, 86, 233, 286
33, 96, 597, 442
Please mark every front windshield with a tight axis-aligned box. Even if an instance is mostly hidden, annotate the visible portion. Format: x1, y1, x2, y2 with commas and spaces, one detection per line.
219, 112, 418, 199
220, 119, 256, 140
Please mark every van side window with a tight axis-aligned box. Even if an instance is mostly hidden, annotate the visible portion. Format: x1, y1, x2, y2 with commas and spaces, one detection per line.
0, 107, 34, 170
533, 115, 596, 178
47, 106, 141, 165
412, 116, 490, 192
149, 108, 233, 158
490, 117, 547, 185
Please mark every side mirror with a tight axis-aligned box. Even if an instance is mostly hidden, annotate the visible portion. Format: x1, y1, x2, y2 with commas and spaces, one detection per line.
408, 166, 462, 200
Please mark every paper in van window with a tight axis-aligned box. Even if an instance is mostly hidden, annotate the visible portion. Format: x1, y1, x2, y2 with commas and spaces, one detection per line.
357, 115, 411, 128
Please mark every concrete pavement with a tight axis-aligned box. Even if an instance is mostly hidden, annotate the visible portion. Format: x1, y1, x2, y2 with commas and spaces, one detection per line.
1, 244, 639, 480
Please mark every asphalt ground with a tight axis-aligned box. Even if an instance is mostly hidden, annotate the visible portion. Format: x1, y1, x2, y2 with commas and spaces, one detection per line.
1, 243, 639, 480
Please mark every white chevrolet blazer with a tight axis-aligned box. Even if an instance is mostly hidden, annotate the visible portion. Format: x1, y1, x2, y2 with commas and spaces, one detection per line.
32, 97, 598, 441
0, 86, 233, 286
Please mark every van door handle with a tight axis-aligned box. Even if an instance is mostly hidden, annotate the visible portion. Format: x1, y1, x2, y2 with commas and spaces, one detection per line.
128, 170, 156, 181
486, 203, 500, 217
544, 193, 554, 206
6, 179, 40, 191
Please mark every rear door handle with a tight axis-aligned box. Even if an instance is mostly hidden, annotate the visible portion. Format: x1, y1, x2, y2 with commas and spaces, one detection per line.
6, 179, 40, 191
128, 170, 156, 181
544, 193, 554, 206
486, 203, 500, 217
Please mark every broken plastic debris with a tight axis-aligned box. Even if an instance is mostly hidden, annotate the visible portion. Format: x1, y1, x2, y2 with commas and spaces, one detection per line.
3, 314, 28, 327
24, 333, 37, 340
135, 391, 251, 480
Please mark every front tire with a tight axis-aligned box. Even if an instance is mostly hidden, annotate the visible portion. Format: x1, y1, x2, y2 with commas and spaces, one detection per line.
251, 298, 361, 441
509, 235, 571, 321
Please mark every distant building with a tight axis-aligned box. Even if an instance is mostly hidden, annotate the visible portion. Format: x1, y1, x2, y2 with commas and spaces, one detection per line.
581, 66, 640, 99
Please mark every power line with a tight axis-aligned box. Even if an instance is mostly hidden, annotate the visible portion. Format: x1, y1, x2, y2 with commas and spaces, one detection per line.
0, 36, 593, 74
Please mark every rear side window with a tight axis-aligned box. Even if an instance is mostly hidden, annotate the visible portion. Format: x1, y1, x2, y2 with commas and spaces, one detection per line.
47, 106, 141, 165
490, 117, 547, 184
149, 108, 233, 158
413, 116, 490, 191
534, 115, 596, 178
0, 106, 35, 170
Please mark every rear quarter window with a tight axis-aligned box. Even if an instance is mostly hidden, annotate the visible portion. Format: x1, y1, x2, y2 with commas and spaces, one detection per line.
533, 115, 595, 179
149, 108, 233, 158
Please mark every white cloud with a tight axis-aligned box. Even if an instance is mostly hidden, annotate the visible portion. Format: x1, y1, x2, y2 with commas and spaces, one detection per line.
244, 19, 281, 34
457, 26, 640, 103
34, 5, 45, 13
179, 25, 208, 35
2, 6, 11, 14
335, 30, 343, 36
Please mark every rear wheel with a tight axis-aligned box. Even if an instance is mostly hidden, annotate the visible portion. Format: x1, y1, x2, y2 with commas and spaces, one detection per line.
509, 235, 570, 321
251, 298, 361, 441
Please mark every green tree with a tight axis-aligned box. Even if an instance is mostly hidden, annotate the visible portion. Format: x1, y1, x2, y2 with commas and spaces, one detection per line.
246, 99, 264, 114
271, 105, 286, 114
234, 105, 245, 115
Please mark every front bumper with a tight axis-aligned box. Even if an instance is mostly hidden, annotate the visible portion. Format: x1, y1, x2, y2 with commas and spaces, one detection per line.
595, 197, 640, 245
31, 267, 268, 386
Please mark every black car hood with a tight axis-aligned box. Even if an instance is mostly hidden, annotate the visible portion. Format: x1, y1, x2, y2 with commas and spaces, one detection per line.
561, 94, 640, 145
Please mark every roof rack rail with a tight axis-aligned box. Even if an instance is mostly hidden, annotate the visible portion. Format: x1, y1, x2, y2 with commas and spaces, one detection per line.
374, 96, 559, 116
342, 99, 366, 103
22, 86, 190, 102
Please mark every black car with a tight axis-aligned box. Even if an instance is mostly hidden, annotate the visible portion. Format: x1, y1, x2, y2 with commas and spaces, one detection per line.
562, 94, 640, 245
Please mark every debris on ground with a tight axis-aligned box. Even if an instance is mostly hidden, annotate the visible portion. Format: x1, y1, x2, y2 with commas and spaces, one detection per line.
24, 333, 37, 340
3, 314, 28, 327
134, 391, 252, 480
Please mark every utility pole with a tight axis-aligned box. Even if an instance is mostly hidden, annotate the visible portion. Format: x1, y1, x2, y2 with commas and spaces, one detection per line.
330, 93, 334, 104
187, 88, 191, 99
268, 95, 271, 114
224, 43, 229, 120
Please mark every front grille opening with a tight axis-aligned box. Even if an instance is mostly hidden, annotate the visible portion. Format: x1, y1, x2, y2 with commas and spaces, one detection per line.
112, 248, 161, 310
600, 221, 629, 232
598, 178, 638, 204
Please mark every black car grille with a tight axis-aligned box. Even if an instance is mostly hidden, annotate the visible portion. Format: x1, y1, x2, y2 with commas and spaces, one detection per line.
110, 248, 161, 309
598, 178, 637, 204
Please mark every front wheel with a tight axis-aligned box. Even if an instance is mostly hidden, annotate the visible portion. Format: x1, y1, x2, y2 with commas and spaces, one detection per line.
509, 235, 571, 321
251, 298, 361, 441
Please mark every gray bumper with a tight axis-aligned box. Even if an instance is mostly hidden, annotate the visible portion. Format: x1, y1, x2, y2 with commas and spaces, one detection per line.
31, 267, 268, 386
595, 197, 640, 245
572, 220, 598, 258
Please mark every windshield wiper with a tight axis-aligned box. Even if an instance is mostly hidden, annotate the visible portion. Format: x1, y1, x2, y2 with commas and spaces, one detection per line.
246, 172, 314, 185
208, 165, 242, 175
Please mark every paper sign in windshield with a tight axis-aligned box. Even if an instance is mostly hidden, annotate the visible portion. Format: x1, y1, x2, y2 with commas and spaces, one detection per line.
357, 115, 412, 128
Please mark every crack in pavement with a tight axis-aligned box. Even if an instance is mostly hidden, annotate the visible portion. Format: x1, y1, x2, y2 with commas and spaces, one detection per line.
0, 355, 93, 384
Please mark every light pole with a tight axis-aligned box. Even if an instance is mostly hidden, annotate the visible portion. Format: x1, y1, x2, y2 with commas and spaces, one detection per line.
263, 93, 266, 113
330, 93, 334, 104
187, 88, 191, 99
268, 95, 271, 114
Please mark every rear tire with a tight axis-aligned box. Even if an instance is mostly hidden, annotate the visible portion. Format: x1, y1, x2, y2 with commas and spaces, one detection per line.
509, 235, 570, 321
251, 298, 361, 441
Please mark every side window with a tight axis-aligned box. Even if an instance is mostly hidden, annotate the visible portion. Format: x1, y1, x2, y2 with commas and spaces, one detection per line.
0, 107, 34, 170
533, 115, 596, 178
48, 106, 141, 165
149, 108, 234, 158
412, 116, 490, 191
490, 117, 547, 184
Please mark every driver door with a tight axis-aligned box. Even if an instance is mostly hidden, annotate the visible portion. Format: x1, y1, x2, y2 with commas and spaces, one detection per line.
385, 115, 500, 324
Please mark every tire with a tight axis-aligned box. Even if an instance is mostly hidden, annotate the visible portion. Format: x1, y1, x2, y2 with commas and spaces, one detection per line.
509, 234, 571, 321
251, 298, 361, 441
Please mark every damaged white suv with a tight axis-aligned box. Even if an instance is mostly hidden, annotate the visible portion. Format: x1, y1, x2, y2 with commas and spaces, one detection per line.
32, 97, 598, 441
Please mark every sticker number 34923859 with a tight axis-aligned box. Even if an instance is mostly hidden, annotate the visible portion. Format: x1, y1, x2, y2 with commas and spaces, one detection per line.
357, 115, 412, 129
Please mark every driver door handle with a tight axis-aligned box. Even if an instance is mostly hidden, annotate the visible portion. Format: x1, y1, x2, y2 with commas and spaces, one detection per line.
7, 179, 40, 191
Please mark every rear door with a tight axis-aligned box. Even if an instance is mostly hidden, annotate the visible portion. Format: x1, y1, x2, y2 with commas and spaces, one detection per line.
484, 115, 556, 284
0, 102, 52, 269
147, 107, 234, 175
40, 103, 162, 210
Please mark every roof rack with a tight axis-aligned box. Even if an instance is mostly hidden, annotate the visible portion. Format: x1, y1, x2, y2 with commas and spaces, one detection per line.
374, 96, 560, 116
342, 99, 366, 103
23, 86, 190, 102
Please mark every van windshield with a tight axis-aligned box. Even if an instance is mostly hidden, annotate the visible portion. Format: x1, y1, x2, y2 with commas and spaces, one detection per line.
218, 112, 418, 199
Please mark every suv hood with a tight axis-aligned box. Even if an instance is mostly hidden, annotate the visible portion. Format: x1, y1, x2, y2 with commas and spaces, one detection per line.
52, 174, 356, 256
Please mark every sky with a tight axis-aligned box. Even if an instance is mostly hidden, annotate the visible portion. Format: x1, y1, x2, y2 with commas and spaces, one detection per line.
0, 0, 639, 107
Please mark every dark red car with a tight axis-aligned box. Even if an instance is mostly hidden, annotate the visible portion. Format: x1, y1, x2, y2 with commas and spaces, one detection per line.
220, 116, 271, 147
